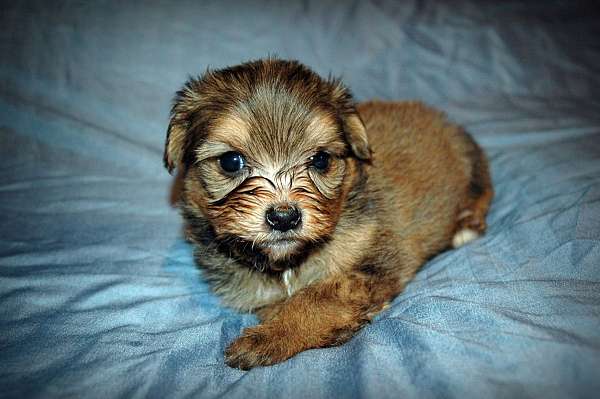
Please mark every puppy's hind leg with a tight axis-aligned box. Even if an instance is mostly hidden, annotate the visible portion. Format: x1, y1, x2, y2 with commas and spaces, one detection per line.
452, 137, 493, 248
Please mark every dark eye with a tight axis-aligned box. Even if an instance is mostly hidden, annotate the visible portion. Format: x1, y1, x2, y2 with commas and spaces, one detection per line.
219, 151, 245, 173
310, 151, 330, 171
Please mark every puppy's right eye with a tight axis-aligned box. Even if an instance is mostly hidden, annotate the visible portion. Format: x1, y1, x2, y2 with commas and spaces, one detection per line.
219, 151, 245, 173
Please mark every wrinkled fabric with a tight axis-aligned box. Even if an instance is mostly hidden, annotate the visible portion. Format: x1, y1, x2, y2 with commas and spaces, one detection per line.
1, 1, 599, 398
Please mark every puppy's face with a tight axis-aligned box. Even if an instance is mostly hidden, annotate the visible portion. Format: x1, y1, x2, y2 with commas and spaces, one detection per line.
164, 59, 370, 264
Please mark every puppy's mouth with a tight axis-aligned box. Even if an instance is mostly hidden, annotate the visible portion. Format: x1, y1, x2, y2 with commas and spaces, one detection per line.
263, 238, 298, 248
258, 235, 305, 261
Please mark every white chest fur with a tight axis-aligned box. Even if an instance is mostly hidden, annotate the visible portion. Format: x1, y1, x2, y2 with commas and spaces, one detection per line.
281, 269, 294, 296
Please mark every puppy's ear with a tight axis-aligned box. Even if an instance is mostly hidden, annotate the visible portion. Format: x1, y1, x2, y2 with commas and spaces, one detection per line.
343, 112, 371, 161
164, 115, 187, 174
164, 78, 203, 174
329, 79, 371, 161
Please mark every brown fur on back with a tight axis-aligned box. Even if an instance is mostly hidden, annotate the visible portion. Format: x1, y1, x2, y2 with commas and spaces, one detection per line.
362, 101, 476, 259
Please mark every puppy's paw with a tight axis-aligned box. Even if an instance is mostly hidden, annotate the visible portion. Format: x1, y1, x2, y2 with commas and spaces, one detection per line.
225, 325, 292, 370
452, 228, 480, 248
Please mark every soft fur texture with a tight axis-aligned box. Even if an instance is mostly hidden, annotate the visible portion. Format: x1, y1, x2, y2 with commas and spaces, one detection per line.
164, 58, 493, 370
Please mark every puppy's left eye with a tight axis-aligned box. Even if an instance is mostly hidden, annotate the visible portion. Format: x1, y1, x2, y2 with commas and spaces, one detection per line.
309, 151, 330, 172
219, 151, 246, 173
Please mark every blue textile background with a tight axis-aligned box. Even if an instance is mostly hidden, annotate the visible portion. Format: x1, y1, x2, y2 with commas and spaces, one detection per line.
1, 1, 599, 398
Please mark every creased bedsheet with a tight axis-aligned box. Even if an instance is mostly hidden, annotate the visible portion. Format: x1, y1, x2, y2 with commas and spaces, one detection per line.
1, 1, 599, 398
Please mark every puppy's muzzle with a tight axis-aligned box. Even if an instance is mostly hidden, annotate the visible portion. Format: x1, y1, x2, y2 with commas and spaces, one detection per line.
266, 204, 301, 232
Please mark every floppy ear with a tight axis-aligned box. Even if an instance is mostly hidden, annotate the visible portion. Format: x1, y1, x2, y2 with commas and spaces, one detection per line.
327, 78, 371, 161
164, 113, 187, 174
164, 78, 203, 174
343, 112, 371, 161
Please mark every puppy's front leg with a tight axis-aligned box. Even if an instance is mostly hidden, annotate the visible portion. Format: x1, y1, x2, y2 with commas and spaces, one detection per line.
225, 274, 399, 370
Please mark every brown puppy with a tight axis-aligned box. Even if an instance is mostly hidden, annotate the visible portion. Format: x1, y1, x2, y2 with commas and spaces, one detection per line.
164, 58, 493, 370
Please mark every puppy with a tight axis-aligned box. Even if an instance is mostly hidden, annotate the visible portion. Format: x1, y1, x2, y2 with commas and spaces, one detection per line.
164, 58, 493, 370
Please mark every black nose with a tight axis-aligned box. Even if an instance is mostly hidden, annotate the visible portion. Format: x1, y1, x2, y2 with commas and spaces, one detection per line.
266, 205, 301, 232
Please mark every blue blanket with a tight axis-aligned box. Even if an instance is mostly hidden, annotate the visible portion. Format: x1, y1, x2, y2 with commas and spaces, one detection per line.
1, 1, 599, 398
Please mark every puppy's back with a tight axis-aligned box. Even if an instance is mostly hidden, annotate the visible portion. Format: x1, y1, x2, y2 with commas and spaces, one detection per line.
358, 101, 477, 256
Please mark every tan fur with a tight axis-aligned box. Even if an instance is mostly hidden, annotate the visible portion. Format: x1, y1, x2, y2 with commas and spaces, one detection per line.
164, 59, 493, 369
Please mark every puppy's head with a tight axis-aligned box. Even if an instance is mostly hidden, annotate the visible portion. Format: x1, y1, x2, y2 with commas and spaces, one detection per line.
165, 59, 370, 265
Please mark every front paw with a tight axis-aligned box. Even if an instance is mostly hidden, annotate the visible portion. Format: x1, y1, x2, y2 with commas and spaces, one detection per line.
224, 325, 294, 370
